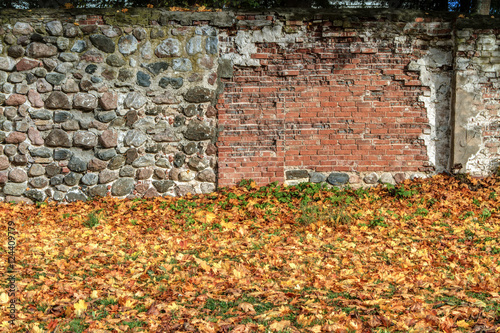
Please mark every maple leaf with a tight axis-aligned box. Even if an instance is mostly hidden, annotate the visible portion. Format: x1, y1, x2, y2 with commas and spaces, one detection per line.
239, 302, 256, 314
73, 299, 87, 317
269, 320, 291, 331
0, 293, 9, 304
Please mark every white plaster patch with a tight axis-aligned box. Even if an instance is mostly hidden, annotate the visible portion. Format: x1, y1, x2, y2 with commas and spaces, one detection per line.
415, 48, 453, 173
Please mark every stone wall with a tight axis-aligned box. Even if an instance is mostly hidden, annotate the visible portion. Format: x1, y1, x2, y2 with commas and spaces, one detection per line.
0, 9, 226, 203
0, 8, 499, 202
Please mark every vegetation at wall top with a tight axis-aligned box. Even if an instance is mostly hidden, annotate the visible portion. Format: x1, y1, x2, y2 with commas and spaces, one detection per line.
1, 172, 500, 331
0, 0, 498, 15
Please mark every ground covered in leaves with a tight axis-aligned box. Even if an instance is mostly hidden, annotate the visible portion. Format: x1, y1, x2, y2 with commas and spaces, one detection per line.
1, 173, 500, 332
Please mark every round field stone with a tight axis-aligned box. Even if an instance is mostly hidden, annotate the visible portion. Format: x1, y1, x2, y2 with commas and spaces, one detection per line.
111, 178, 135, 196
29, 177, 49, 188
326, 173, 350, 186
118, 35, 138, 55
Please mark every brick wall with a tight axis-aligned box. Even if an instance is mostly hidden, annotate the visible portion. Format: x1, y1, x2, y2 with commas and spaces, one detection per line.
217, 12, 458, 187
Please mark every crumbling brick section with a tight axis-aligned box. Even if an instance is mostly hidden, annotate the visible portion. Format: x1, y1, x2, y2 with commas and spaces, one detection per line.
217, 16, 435, 186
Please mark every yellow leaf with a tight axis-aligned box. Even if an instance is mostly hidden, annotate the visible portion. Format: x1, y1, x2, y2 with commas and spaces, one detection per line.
0, 293, 9, 304
269, 320, 290, 331
239, 302, 256, 314
308, 325, 322, 333
124, 299, 136, 308
194, 257, 211, 272
456, 320, 469, 328
90, 290, 99, 298
74, 299, 87, 317
206, 212, 216, 223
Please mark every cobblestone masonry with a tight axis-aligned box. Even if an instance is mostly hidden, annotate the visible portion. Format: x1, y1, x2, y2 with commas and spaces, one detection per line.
0, 8, 499, 202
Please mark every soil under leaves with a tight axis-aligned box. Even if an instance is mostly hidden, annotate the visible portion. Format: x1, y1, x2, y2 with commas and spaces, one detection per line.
1, 173, 499, 332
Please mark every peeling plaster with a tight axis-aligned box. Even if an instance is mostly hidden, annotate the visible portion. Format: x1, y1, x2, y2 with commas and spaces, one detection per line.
411, 47, 453, 173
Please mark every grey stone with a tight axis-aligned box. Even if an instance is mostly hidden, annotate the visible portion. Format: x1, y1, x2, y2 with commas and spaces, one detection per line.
186, 36, 202, 55
7, 45, 25, 58
96, 111, 117, 123
183, 142, 198, 155
155, 158, 170, 168
71, 40, 87, 53
9, 168, 28, 182
150, 27, 165, 39
33, 68, 47, 78
379, 173, 396, 185
73, 131, 98, 149
124, 92, 147, 109
218, 59, 233, 79
206, 37, 218, 54
65, 190, 87, 202
0, 57, 16, 71
106, 54, 125, 67
188, 156, 208, 171
173, 153, 185, 168
310, 172, 326, 183
118, 68, 134, 82
111, 178, 135, 196
197, 169, 216, 182
155, 38, 181, 57
363, 172, 379, 184
85, 64, 98, 74
184, 120, 214, 141
54, 149, 72, 160
101, 26, 122, 38
184, 87, 213, 103
63, 23, 79, 38
46, 21, 63, 36
53, 190, 64, 201
172, 58, 192, 72
139, 40, 153, 60
119, 165, 135, 177
89, 184, 107, 197
46, 163, 62, 177
62, 120, 80, 131
108, 155, 125, 170
152, 128, 182, 142
13, 22, 33, 35
8, 73, 25, 83
53, 111, 73, 123
91, 76, 102, 83
45, 129, 71, 147
99, 169, 118, 184
68, 156, 87, 173
73, 93, 98, 111
64, 172, 82, 186
45, 91, 71, 110
25, 42, 57, 58
200, 183, 216, 194
126, 148, 138, 164
30, 147, 52, 158
29, 164, 45, 177
4, 144, 17, 156
153, 180, 174, 193
137, 71, 151, 87
89, 34, 115, 53
143, 62, 169, 76
2, 120, 13, 132
394, 173, 406, 184
56, 37, 69, 51
327, 173, 350, 186
133, 27, 147, 40
3, 182, 27, 196
159, 77, 183, 89
118, 35, 138, 55
176, 184, 195, 196
96, 149, 116, 161
45, 73, 66, 86
29, 177, 49, 189
11, 154, 28, 166
30, 109, 52, 120
286, 170, 309, 180
132, 155, 155, 168
62, 79, 79, 93
124, 130, 147, 147
25, 189, 46, 202
182, 105, 199, 117
81, 173, 98, 186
